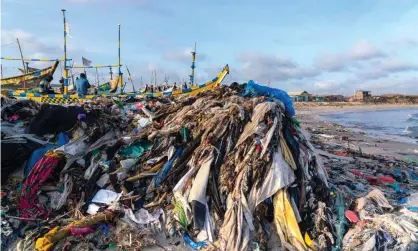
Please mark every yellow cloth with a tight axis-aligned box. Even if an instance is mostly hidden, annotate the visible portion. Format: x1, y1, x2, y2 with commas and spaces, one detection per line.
35, 227, 59, 251
273, 189, 307, 250
305, 232, 314, 248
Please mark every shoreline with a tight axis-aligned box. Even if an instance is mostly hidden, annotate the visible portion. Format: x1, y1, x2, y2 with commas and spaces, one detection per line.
296, 105, 418, 162
295, 103, 418, 114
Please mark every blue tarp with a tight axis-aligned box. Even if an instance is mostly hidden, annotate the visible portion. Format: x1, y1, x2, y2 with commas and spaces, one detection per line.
241, 80, 295, 117
24, 132, 69, 176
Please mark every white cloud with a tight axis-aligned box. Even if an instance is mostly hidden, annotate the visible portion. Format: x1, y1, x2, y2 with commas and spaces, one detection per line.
1, 29, 59, 54
314, 53, 347, 72
313, 80, 344, 93
377, 58, 418, 72
348, 40, 386, 60
235, 52, 319, 83
355, 70, 388, 80
65, 0, 175, 16
315, 40, 387, 73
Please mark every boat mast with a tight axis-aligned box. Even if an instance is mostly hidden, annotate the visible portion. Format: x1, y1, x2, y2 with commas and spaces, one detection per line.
95, 68, 99, 87
154, 70, 157, 86
118, 24, 123, 93
189, 42, 196, 85
16, 38, 27, 88
109, 66, 113, 80
62, 9, 69, 95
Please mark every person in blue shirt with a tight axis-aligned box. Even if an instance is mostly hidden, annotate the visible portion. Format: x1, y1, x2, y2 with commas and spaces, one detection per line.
75, 73, 91, 95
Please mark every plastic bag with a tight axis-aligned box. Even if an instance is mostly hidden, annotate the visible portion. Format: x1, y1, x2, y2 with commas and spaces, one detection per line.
241, 80, 295, 117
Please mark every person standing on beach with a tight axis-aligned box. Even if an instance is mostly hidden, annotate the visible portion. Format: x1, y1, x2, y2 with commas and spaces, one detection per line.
75, 73, 91, 95
59, 77, 65, 93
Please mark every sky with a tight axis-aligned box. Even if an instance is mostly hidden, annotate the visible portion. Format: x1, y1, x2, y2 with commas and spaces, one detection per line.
1, 0, 418, 95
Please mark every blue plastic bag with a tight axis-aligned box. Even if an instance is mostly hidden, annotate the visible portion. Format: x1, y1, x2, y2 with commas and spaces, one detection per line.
181, 232, 207, 250
241, 80, 295, 117
25, 132, 69, 176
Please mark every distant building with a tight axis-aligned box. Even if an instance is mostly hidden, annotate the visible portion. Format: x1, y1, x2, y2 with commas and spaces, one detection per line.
312, 96, 325, 102
288, 91, 310, 102
310, 95, 346, 102
354, 90, 371, 101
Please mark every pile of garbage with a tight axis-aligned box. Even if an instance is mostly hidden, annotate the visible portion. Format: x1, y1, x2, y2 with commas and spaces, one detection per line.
1, 81, 417, 250
303, 118, 418, 250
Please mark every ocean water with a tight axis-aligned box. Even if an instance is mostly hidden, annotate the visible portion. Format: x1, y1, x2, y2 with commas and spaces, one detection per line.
321, 108, 418, 143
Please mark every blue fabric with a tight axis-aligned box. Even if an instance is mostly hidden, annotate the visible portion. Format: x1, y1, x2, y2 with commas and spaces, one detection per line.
24, 133, 69, 176
409, 171, 418, 180
391, 183, 408, 194
406, 206, 418, 212
332, 194, 347, 251
76, 77, 90, 95
154, 148, 183, 186
241, 80, 295, 117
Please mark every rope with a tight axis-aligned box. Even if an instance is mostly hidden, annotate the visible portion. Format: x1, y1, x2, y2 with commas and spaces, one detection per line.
1, 42, 18, 47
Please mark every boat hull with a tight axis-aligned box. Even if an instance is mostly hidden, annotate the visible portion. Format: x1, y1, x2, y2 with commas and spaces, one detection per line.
1, 61, 59, 90
5, 64, 229, 104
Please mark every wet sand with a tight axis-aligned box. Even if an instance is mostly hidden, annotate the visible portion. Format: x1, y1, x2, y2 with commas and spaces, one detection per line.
296, 104, 418, 161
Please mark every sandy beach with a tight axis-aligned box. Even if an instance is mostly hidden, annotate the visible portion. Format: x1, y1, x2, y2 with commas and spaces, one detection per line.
296, 103, 418, 161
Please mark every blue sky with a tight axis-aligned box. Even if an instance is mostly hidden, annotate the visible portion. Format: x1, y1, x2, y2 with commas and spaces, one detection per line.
1, 0, 418, 94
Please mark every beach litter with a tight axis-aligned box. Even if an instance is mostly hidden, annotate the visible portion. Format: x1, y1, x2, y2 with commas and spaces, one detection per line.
1, 83, 418, 251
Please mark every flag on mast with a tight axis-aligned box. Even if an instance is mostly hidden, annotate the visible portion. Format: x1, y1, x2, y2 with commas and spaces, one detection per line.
82, 57, 92, 67
65, 23, 71, 38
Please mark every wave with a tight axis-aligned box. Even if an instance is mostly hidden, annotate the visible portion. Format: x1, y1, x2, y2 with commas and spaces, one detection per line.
404, 125, 418, 138
408, 112, 418, 120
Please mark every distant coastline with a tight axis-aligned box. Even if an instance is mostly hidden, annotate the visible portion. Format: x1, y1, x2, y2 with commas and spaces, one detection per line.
294, 102, 418, 112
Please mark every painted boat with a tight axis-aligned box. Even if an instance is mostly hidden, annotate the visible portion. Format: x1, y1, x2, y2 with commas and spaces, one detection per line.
4, 64, 230, 104
1, 61, 60, 90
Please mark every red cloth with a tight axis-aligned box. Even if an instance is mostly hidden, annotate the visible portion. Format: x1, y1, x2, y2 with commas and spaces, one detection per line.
19, 152, 62, 220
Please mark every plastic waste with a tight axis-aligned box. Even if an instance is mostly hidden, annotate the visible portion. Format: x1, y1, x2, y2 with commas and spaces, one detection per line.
25, 132, 69, 176
1, 122, 26, 135
70, 226, 94, 236
273, 189, 306, 250
399, 193, 418, 207
344, 210, 359, 223
248, 149, 296, 211
91, 189, 121, 205
119, 141, 153, 158
333, 194, 347, 251
188, 155, 214, 230
120, 159, 137, 169
56, 137, 88, 156
124, 208, 163, 225
77, 113, 86, 120
254, 122, 268, 137
87, 203, 101, 215
181, 232, 207, 250
138, 117, 150, 128
153, 148, 183, 187
241, 80, 295, 117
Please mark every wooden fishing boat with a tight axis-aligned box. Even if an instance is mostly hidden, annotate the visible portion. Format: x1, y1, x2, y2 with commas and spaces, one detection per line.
4, 64, 229, 104
1, 61, 59, 90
